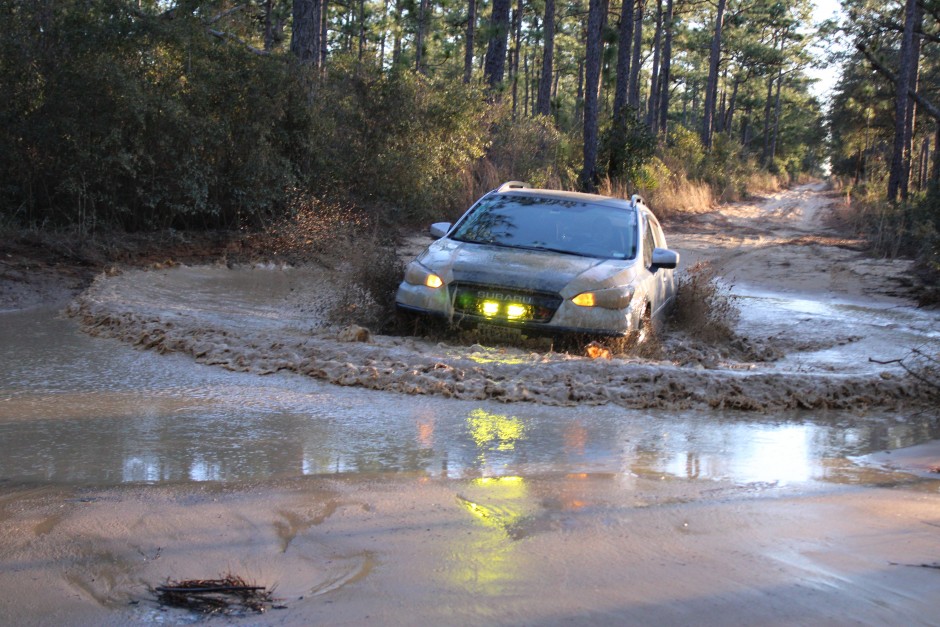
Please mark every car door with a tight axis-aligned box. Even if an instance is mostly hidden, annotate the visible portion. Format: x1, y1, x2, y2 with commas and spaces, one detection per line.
642, 213, 671, 319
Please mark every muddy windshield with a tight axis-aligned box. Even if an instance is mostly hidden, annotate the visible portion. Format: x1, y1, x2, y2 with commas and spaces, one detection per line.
450, 195, 639, 260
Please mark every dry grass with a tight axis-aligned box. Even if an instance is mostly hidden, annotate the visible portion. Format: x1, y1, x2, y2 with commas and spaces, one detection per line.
643, 175, 715, 218
670, 261, 740, 344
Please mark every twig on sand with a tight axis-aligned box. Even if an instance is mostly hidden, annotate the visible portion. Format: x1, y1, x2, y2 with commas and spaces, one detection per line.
890, 561, 940, 570
868, 357, 904, 365
153, 574, 282, 615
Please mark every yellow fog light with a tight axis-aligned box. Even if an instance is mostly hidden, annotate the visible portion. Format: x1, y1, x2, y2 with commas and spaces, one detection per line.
481, 301, 500, 317
506, 304, 527, 320
572, 292, 596, 307
425, 274, 443, 289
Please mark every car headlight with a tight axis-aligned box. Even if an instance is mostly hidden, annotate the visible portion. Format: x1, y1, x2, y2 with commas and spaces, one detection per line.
571, 285, 635, 309
404, 262, 444, 289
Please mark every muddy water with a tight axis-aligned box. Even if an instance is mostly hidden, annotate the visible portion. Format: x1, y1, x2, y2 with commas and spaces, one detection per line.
2, 308, 937, 487
735, 284, 940, 376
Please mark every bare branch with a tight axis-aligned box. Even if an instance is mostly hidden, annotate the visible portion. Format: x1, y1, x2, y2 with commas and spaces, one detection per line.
206, 29, 269, 56
857, 43, 940, 120
205, 5, 246, 26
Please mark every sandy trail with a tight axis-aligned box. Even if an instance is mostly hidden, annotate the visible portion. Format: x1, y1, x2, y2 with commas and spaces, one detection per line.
64, 184, 936, 412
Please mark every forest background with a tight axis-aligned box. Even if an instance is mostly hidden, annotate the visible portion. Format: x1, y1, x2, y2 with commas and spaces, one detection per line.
0, 0, 937, 286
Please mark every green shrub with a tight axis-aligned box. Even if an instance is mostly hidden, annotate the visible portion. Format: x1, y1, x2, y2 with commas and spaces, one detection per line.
0, 0, 311, 230
600, 106, 657, 183
307, 60, 490, 224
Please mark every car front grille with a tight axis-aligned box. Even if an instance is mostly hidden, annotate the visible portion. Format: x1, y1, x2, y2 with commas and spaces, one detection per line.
451, 283, 562, 323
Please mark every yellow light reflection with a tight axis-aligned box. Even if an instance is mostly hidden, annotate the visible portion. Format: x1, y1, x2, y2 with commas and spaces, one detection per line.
481, 300, 499, 317
465, 350, 529, 366
451, 475, 529, 595
468, 409, 526, 451
425, 274, 443, 288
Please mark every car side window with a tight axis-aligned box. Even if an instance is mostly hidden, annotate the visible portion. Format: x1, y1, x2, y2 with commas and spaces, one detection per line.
648, 215, 666, 248
643, 216, 655, 269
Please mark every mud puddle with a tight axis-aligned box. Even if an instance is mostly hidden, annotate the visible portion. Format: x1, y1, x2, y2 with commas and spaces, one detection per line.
2, 308, 938, 487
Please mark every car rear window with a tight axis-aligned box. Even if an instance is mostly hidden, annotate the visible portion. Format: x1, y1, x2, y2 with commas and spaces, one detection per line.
450, 194, 638, 260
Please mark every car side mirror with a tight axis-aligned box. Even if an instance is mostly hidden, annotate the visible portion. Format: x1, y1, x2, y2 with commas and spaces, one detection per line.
429, 222, 451, 239
651, 248, 679, 270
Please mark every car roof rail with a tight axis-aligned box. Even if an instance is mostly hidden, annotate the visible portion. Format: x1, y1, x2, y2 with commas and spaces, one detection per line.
630, 194, 646, 208
497, 181, 531, 192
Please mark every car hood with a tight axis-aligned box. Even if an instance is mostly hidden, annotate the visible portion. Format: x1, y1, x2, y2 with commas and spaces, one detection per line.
417, 239, 638, 297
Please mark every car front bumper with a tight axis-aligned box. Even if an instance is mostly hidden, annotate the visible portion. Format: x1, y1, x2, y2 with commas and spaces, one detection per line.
395, 282, 640, 336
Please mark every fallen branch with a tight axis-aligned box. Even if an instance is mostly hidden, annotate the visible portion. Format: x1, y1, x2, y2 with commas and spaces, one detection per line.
155, 585, 266, 594
890, 561, 940, 570
869, 357, 905, 365
153, 575, 280, 615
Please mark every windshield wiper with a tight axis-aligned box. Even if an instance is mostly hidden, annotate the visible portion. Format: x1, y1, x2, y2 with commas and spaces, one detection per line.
508, 243, 596, 258
451, 237, 598, 258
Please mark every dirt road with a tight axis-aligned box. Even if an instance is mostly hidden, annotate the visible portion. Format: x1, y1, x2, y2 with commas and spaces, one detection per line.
671, 182, 916, 300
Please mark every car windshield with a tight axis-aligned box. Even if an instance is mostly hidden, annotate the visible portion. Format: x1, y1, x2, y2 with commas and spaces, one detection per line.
450, 194, 638, 260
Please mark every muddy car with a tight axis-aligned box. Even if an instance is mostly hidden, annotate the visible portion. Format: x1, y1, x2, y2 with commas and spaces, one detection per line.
395, 182, 679, 337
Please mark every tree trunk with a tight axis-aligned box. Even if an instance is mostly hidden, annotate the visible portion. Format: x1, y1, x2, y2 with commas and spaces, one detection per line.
511, 0, 523, 114
265, 0, 274, 50
768, 69, 783, 167
415, 0, 430, 73
724, 77, 738, 132
657, 0, 674, 136
741, 106, 751, 148
901, 0, 923, 199
888, 0, 918, 202
932, 123, 940, 183
379, 0, 389, 68
613, 0, 635, 118
761, 75, 774, 166
464, 0, 476, 82
320, 0, 329, 68
646, 0, 663, 130
552, 63, 560, 100
524, 50, 531, 114
291, 0, 319, 63
484, 0, 512, 89
700, 0, 726, 149
393, 0, 402, 66
716, 74, 726, 133
576, 57, 584, 124
358, 0, 366, 61
536, 0, 555, 116
628, 0, 645, 111
581, 0, 606, 192
918, 136, 930, 190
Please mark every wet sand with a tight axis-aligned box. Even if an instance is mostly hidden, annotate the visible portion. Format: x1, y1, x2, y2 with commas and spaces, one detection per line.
3, 472, 940, 625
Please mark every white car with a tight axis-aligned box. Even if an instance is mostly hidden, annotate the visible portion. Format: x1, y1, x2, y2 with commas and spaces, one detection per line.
396, 182, 679, 337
